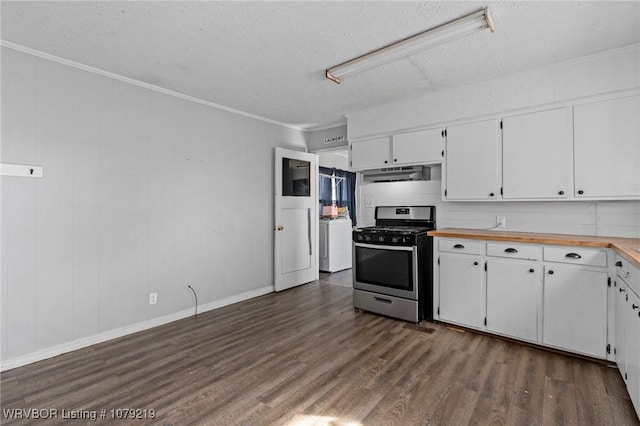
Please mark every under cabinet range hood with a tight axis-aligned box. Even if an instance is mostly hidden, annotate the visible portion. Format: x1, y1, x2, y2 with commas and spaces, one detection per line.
361, 165, 430, 182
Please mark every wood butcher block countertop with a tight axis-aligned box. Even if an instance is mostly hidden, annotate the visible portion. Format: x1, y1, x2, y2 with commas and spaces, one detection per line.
428, 228, 640, 268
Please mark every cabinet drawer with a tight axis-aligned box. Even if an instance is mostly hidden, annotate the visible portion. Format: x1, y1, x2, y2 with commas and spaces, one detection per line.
438, 239, 483, 255
543, 246, 607, 267
487, 242, 538, 260
615, 255, 640, 296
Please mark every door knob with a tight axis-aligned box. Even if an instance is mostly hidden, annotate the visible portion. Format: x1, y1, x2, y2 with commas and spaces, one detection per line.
276, 225, 284, 231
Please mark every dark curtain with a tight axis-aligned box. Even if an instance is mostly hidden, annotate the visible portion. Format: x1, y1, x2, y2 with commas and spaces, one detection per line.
319, 166, 357, 226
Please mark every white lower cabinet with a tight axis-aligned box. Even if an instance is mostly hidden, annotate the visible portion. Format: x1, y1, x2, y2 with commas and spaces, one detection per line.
626, 288, 640, 417
486, 259, 539, 342
615, 267, 640, 417
542, 264, 608, 358
438, 252, 483, 328
615, 280, 629, 384
436, 238, 611, 360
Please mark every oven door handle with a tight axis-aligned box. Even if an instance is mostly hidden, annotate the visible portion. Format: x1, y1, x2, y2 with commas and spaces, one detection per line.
354, 242, 414, 252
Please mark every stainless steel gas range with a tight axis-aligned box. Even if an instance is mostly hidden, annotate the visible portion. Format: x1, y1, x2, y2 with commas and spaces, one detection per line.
352, 206, 436, 323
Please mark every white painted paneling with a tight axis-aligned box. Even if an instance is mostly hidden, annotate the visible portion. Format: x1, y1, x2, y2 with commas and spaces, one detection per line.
72, 69, 103, 340
529, 68, 555, 106
317, 151, 349, 170
1, 47, 306, 366
307, 125, 347, 152
555, 60, 591, 101
1, 49, 39, 359
615, 47, 640, 89
96, 76, 117, 333
110, 81, 148, 329
358, 180, 640, 237
597, 202, 640, 238
348, 45, 640, 141
35, 58, 75, 350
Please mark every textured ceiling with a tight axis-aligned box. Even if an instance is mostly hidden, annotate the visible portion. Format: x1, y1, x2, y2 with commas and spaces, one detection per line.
2, 1, 640, 130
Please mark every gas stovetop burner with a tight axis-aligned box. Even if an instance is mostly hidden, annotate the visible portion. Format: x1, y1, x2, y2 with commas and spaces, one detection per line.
356, 226, 432, 235
352, 206, 436, 246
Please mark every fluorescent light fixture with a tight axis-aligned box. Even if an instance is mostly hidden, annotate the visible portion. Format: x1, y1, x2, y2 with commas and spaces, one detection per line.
326, 8, 495, 84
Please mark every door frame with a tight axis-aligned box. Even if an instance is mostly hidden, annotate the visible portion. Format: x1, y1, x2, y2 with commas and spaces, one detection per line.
274, 147, 319, 291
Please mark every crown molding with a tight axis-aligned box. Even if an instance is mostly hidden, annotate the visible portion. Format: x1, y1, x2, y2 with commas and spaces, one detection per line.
1, 41, 307, 132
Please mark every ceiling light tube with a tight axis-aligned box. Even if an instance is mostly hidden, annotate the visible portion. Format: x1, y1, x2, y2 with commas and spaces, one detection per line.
326, 8, 495, 84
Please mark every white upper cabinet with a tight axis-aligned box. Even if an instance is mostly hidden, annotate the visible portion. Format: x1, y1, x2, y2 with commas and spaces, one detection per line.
502, 108, 571, 199
349, 128, 442, 171
445, 119, 500, 200
349, 137, 391, 170
574, 94, 640, 199
392, 128, 442, 165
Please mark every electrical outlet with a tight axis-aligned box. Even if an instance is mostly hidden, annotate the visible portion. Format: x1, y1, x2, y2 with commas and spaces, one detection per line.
496, 216, 506, 228
365, 198, 374, 208
149, 292, 158, 305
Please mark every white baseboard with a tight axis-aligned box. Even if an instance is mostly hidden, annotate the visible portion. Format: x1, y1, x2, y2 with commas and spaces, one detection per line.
0, 285, 274, 372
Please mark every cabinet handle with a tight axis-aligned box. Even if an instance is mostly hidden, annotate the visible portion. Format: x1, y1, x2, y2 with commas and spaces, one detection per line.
453, 244, 465, 249
633, 304, 639, 310
393, 158, 398, 162
548, 270, 554, 275
489, 192, 495, 197
578, 190, 584, 195
384, 160, 388, 164
565, 253, 582, 259
616, 261, 623, 267
620, 288, 626, 293
473, 261, 479, 266
504, 248, 518, 253
529, 268, 535, 273
374, 297, 392, 304
558, 190, 565, 195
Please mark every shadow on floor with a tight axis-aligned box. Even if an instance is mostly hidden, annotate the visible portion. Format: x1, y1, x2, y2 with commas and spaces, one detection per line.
319, 268, 352, 287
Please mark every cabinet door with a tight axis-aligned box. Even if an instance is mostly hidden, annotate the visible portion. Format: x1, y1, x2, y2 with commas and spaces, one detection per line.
487, 259, 539, 342
502, 108, 571, 199
439, 253, 483, 328
574, 95, 640, 198
543, 265, 608, 358
615, 280, 628, 381
349, 137, 391, 170
626, 288, 640, 416
392, 128, 442, 165
445, 119, 500, 200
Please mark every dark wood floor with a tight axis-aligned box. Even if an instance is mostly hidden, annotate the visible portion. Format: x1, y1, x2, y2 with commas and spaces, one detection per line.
2, 270, 638, 425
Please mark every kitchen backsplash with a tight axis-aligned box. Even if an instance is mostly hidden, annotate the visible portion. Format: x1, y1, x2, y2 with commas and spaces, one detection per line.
358, 174, 640, 238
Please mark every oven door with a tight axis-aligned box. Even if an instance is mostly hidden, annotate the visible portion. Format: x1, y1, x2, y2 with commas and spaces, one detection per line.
353, 242, 418, 300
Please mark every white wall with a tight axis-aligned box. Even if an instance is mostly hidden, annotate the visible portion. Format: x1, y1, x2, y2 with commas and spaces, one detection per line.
317, 151, 349, 170
352, 45, 640, 239
0, 47, 307, 368
359, 178, 640, 238
348, 45, 640, 140
307, 124, 348, 152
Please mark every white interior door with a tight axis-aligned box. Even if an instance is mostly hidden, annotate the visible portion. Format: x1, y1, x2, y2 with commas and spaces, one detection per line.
274, 147, 318, 291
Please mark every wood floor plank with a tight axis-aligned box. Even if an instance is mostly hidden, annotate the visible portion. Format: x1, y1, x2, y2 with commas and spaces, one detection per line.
541, 376, 580, 425
505, 347, 547, 425
1, 273, 638, 426
573, 362, 615, 425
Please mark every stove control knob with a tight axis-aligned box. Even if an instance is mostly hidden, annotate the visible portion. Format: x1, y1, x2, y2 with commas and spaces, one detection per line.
364, 236, 371, 242
378, 236, 385, 242
392, 237, 398, 243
